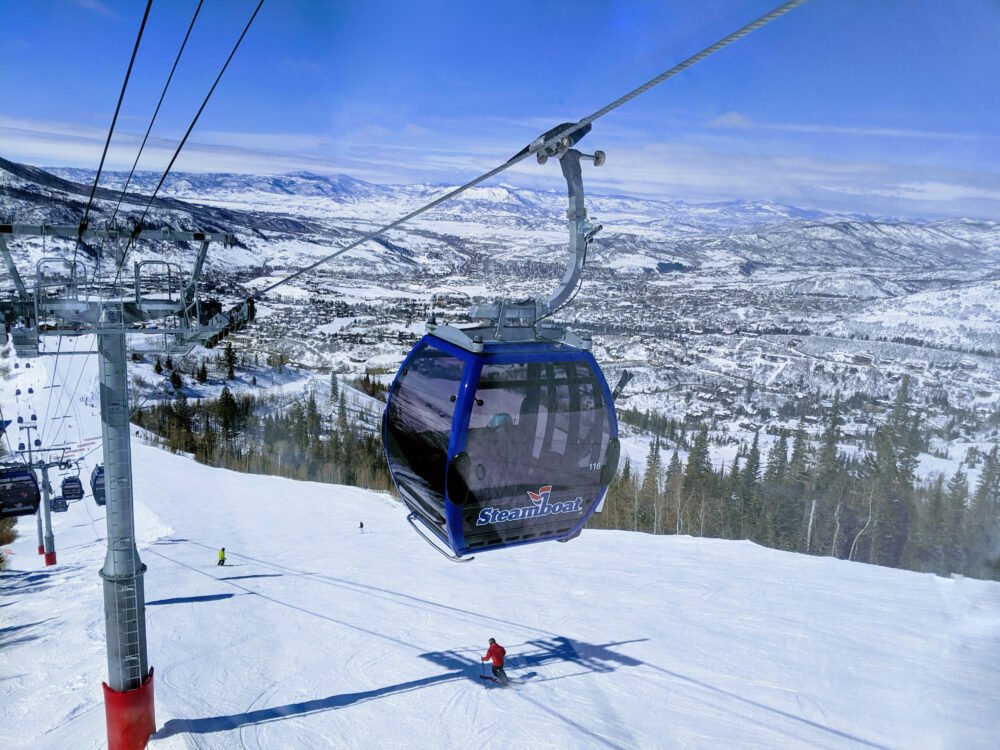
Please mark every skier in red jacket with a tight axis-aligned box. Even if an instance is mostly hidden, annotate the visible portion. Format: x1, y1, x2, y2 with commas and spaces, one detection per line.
481, 637, 509, 684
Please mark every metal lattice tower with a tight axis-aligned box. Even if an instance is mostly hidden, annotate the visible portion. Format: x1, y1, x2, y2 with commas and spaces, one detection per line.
0, 225, 244, 714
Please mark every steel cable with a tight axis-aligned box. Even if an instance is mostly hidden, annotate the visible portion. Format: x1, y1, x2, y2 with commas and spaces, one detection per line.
109, 0, 205, 228
255, 0, 808, 298
117, 0, 266, 286
74, 0, 154, 267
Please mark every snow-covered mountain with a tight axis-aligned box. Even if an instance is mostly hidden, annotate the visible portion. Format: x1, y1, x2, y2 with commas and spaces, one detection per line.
5, 159, 997, 280
3, 156, 999, 436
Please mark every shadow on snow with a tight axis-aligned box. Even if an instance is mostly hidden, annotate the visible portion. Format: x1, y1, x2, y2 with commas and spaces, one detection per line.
147, 593, 236, 606
154, 636, 642, 740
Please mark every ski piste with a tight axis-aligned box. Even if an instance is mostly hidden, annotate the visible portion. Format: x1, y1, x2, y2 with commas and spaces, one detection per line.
479, 675, 516, 686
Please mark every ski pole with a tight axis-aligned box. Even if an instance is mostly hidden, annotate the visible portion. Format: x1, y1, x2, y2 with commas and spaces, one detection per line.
481, 661, 486, 679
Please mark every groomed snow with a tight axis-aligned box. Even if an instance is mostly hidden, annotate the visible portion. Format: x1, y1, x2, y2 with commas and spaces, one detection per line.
2, 351, 999, 750
1, 440, 998, 749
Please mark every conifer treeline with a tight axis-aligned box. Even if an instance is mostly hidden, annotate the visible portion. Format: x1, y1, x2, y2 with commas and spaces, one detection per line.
135, 371, 1000, 581
590, 379, 1000, 581
135, 382, 393, 494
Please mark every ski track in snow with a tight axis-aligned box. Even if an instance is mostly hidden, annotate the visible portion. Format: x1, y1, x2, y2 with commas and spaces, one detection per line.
3, 348, 1000, 749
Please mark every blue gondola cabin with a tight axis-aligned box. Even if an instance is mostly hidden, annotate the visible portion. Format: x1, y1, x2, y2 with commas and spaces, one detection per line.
384, 333, 619, 558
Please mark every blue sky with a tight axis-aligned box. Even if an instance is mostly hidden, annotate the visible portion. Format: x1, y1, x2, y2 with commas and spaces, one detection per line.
1, 0, 998, 218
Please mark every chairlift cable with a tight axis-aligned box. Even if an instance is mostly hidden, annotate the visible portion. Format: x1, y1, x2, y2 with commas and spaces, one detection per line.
74, 0, 154, 268
116, 0, 266, 287
109, 0, 205, 228
37, 336, 65, 445
255, 0, 808, 299
561, 0, 807, 145
48, 353, 78, 448
0, 403, 25, 464
52, 338, 90, 448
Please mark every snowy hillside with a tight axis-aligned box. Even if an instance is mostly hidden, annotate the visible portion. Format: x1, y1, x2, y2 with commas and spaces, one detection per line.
2, 353, 999, 749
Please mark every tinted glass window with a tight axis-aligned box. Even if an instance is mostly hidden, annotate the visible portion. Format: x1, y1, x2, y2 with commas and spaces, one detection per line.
458, 360, 611, 549
385, 345, 464, 531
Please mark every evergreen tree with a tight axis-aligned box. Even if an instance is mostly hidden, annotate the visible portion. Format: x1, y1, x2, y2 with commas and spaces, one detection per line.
224, 342, 236, 380
196, 360, 208, 384
154, 356, 163, 375
169, 370, 183, 391
337, 392, 349, 432
218, 386, 239, 438
807, 395, 841, 554
639, 438, 662, 533
777, 427, 811, 552
330, 371, 339, 403
922, 475, 947, 574
682, 426, 713, 536
738, 432, 762, 540
761, 434, 788, 546
664, 450, 684, 534
944, 467, 969, 574
965, 445, 1000, 579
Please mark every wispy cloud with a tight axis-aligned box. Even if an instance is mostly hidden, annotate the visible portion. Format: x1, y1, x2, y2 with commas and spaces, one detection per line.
2, 115, 999, 220
74, 0, 117, 19
708, 111, 994, 143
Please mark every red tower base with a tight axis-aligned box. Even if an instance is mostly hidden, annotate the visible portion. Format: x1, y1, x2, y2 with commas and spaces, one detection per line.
44, 551, 57, 566
103, 668, 155, 750
37, 544, 44, 555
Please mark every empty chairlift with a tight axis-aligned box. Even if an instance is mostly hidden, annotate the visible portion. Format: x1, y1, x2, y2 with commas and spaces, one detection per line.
50, 496, 69, 513
0, 467, 41, 519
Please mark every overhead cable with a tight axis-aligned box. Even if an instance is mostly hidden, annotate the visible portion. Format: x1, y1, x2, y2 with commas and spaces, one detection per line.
109, 0, 205, 228
118, 0, 265, 285
76, 0, 154, 255
255, 0, 808, 298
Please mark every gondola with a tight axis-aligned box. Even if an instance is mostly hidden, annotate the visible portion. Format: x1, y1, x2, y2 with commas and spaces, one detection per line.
0, 466, 41, 519
90, 464, 106, 506
62, 475, 85, 501
384, 126, 620, 559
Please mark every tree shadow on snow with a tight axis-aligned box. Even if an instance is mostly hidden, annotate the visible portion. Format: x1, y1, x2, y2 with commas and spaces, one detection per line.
218, 574, 283, 581
0, 618, 55, 648
0, 569, 59, 597
146, 593, 237, 606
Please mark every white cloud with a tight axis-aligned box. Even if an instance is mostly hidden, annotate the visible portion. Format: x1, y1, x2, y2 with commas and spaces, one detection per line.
707, 111, 753, 130
74, 0, 116, 19
2, 115, 999, 219
706, 111, 995, 142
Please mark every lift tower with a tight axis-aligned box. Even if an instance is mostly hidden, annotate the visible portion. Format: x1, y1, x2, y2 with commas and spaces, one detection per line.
0, 223, 244, 750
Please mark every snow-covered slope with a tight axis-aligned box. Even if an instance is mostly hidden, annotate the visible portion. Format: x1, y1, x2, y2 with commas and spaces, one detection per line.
2, 353, 998, 750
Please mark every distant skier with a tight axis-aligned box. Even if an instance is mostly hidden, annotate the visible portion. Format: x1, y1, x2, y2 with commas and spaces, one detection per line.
481, 637, 509, 685
217, 547, 226, 566
359, 521, 364, 534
